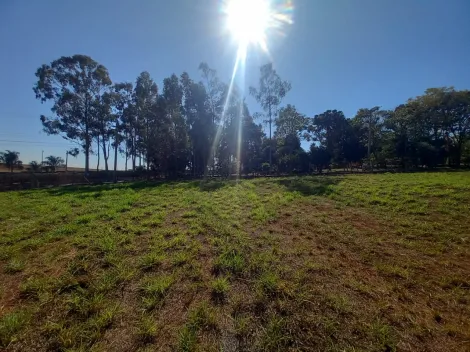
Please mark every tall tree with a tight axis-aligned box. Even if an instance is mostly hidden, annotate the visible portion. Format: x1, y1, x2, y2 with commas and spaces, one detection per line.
33, 55, 112, 174
107, 82, 133, 180
240, 107, 265, 175
308, 110, 350, 164
274, 104, 308, 140
181, 72, 212, 176
161, 74, 188, 177
386, 104, 415, 168
352, 107, 389, 167
199, 63, 224, 174
420, 87, 470, 166
92, 92, 113, 171
250, 63, 291, 171
216, 84, 244, 176
133, 72, 159, 173
309, 145, 331, 174
276, 134, 309, 174
65, 148, 79, 172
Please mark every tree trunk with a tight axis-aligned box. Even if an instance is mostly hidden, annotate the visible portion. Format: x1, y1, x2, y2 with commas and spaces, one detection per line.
125, 144, 128, 171
84, 97, 90, 175
96, 136, 100, 172
193, 147, 196, 177
146, 121, 150, 179
114, 144, 118, 183
132, 136, 136, 171
455, 140, 462, 168
85, 126, 90, 175
101, 136, 109, 171
268, 104, 272, 173
113, 122, 119, 182
130, 134, 135, 171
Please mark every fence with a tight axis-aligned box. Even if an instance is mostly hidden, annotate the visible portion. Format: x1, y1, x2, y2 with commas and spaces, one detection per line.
0, 171, 145, 191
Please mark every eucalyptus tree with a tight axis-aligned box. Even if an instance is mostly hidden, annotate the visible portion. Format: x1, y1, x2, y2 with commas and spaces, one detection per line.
250, 63, 291, 171
33, 54, 112, 174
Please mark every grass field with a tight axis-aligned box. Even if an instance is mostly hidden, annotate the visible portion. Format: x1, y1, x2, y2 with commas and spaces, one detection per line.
0, 172, 469, 351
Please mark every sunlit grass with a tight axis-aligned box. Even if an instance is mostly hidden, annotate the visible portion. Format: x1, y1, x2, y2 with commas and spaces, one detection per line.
0, 172, 468, 350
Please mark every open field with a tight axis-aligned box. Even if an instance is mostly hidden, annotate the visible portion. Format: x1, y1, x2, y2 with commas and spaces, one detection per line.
0, 172, 469, 351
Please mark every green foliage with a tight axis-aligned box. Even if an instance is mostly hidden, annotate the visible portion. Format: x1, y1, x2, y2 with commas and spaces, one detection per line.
0, 150, 22, 172
274, 104, 308, 140
211, 277, 230, 301
66, 290, 107, 318
369, 320, 397, 351
258, 316, 292, 351
177, 325, 197, 352
0, 173, 469, 350
43, 155, 64, 172
256, 271, 280, 297
28, 50, 470, 177
19, 276, 52, 300
33, 55, 112, 173
4, 258, 25, 273
250, 63, 291, 169
172, 251, 190, 267
137, 314, 157, 343
177, 302, 217, 351
187, 302, 217, 331
28, 160, 41, 172
213, 248, 245, 275
140, 275, 173, 310
0, 310, 29, 348
138, 252, 164, 271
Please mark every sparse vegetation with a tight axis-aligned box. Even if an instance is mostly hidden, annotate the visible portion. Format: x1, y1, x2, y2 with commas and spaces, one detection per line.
0, 310, 29, 348
137, 313, 158, 343
0, 172, 469, 351
210, 277, 230, 302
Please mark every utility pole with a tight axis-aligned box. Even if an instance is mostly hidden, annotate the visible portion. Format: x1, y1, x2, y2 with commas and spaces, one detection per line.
65, 151, 68, 172
41, 150, 44, 166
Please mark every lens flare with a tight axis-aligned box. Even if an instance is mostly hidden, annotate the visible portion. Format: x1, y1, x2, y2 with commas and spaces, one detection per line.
210, 0, 293, 178
222, 0, 294, 55
226, 0, 270, 50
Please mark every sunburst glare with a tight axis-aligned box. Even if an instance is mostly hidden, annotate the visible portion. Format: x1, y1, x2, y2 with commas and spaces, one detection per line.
212, 0, 293, 178
222, 0, 294, 57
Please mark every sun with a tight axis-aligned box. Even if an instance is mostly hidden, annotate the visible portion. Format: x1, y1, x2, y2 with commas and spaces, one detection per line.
225, 0, 272, 53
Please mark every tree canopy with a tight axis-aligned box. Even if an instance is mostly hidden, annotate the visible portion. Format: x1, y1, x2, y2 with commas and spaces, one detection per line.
30, 55, 470, 176
44, 155, 65, 172
0, 150, 22, 172
33, 55, 112, 174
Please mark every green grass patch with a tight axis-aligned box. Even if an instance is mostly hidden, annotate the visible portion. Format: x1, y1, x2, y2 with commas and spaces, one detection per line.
0, 172, 468, 350
0, 310, 29, 348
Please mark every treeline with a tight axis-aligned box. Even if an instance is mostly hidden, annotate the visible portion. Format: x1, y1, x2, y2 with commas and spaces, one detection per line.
33, 55, 470, 177
0, 150, 67, 173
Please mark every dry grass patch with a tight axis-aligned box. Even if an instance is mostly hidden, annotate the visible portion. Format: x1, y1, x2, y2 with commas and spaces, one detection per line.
0, 173, 468, 351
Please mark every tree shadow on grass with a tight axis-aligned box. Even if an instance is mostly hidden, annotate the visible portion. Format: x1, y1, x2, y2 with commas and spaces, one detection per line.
41, 178, 236, 197
276, 176, 341, 196
190, 179, 238, 192
28, 176, 339, 198
41, 181, 163, 197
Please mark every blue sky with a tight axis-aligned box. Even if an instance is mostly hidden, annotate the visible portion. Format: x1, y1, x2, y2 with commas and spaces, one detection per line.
1, 0, 469, 168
